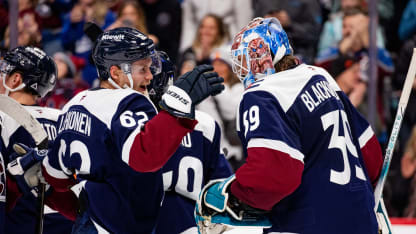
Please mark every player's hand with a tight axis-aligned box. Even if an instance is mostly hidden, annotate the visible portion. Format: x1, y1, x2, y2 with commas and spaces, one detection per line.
7, 143, 48, 196
195, 175, 272, 232
8, 143, 48, 172
160, 64, 224, 119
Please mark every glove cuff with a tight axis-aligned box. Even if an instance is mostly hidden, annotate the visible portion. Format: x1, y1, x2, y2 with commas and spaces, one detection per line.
203, 175, 236, 213
161, 85, 192, 114
7, 159, 24, 176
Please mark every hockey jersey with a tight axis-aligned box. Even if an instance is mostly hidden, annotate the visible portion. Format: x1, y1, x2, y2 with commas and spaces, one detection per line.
42, 88, 197, 233
231, 64, 382, 234
0, 105, 74, 234
155, 111, 232, 234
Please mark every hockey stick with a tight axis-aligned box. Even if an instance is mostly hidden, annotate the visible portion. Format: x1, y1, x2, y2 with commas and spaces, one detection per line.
0, 95, 48, 234
84, 21, 103, 42
374, 48, 416, 210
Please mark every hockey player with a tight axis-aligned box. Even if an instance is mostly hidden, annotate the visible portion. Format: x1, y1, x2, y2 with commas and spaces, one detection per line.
0, 46, 76, 233
40, 27, 224, 233
146, 51, 233, 234
196, 17, 384, 234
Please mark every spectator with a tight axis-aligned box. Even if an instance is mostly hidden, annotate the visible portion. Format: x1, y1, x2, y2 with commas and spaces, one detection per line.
315, 8, 393, 137
253, 0, 322, 64
327, 56, 367, 107
383, 32, 416, 217
401, 126, 416, 217
107, 0, 159, 44
139, 0, 181, 64
197, 45, 244, 170
318, 0, 386, 55
3, 16, 42, 48
61, 0, 116, 85
179, 0, 252, 53
398, 0, 416, 41
39, 52, 89, 109
179, 14, 229, 75
36, 0, 75, 55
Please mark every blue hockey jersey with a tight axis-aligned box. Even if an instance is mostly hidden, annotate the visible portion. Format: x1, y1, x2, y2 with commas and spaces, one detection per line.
231, 64, 382, 234
155, 111, 232, 234
43, 88, 197, 233
0, 105, 74, 234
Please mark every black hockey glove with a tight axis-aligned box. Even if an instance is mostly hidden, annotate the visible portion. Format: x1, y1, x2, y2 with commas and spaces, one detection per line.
159, 65, 224, 119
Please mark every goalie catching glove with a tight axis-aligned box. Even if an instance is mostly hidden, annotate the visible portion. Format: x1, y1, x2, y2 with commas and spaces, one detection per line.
195, 175, 272, 233
160, 64, 224, 119
7, 143, 49, 196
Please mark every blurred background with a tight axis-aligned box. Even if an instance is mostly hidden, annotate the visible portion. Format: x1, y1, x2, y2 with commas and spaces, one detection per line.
2, 0, 416, 226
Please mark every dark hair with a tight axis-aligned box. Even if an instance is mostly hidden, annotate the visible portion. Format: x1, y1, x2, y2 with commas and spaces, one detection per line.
274, 55, 299, 72
343, 7, 368, 18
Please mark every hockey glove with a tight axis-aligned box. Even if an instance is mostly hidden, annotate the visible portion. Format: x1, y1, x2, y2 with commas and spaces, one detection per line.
7, 143, 48, 196
160, 64, 224, 119
195, 175, 271, 233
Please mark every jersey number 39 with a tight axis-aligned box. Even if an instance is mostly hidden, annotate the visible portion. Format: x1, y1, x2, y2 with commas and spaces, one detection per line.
321, 110, 367, 185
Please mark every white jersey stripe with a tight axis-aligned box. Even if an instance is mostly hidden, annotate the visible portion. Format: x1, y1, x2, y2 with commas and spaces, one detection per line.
247, 138, 304, 163
121, 124, 142, 164
358, 126, 374, 148
43, 156, 69, 179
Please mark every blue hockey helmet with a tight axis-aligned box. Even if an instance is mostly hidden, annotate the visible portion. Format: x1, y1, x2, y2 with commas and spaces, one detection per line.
231, 17, 292, 88
0, 46, 57, 97
92, 27, 161, 89
147, 51, 175, 107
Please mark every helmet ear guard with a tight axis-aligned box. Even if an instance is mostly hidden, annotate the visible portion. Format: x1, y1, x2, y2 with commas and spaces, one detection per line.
230, 17, 293, 88
1, 46, 57, 97
147, 51, 175, 107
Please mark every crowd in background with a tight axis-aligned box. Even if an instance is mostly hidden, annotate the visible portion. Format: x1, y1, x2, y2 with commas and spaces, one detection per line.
1, 0, 416, 218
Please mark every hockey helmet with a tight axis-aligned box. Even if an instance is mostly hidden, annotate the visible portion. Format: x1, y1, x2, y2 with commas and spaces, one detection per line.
147, 51, 175, 107
0, 46, 57, 97
231, 17, 292, 88
92, 27, 162, 89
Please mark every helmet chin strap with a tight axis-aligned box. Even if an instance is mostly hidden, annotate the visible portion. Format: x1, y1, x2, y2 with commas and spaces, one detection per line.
107, 77, 124, 89
1, 73, 26, 96
108, 64, 134, 89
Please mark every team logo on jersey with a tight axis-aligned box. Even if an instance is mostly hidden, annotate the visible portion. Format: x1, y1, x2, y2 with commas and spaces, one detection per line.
80, 94, 87, 102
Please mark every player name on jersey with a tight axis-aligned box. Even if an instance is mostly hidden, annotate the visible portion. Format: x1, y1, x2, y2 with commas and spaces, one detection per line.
58, 110, 91, 136
300, 79, 340, 112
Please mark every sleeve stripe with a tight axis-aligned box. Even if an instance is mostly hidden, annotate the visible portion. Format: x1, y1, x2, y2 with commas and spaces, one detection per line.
42, 157, 69, 179
247, 138, 304, 163
358, 126, 374, 148
121, 125, 142, 164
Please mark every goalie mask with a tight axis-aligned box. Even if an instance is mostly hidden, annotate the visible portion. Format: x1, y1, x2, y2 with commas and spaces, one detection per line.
231, 17, 292, 88
92, 27, 162, 89
147, 51, 175, 107
0, 46, 57, 98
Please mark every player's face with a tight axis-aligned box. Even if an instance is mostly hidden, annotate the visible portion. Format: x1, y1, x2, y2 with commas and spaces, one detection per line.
126, 57, 153, 94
